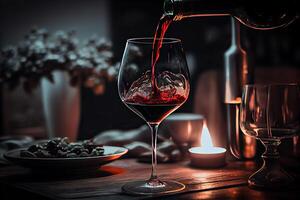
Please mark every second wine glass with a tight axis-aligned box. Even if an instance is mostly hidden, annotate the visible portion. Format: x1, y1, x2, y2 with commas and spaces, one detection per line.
240, 84, 300, 189
118, 38, 190, 195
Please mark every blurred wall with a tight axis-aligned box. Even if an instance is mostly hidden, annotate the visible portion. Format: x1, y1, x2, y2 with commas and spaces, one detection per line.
0, 0, 111, 44
0, 0, 299, 139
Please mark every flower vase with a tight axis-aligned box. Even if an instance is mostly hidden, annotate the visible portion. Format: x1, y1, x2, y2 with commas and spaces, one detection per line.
41, 70, 80, 142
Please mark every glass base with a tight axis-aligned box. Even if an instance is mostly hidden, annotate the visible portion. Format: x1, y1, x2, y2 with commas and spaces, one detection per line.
122, 179, 185, 196
248, 165, 294, 189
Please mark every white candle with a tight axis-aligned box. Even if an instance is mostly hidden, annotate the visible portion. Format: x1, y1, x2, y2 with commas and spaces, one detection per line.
189, 123, 226, 168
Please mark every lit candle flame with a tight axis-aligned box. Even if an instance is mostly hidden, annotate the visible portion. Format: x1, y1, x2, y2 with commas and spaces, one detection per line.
200, 122, 214, 147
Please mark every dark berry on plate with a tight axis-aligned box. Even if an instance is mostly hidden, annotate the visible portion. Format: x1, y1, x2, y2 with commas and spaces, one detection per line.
66, 153, 77, 158
95, 146, 104, 153
35, 150, 52, 158
20, 137, 105, 158
28, 144, 41, 152
57, 150, 67, 158
91, 149, 102, 156
79, 152, 89, 157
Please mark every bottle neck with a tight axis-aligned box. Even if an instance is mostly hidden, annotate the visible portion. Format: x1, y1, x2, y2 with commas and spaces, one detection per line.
231, 18, 241, 48
164, 0, 234, 20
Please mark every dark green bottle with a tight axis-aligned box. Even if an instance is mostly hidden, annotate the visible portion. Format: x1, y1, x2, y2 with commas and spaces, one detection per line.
164, 0, 298, 30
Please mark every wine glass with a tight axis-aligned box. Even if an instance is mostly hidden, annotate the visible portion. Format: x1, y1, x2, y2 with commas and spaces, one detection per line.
240, 84, 300, 189
118, 38, 190, 195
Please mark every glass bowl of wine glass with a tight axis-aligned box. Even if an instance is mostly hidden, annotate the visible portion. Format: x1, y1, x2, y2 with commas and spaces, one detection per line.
240, 84, 300, 189
118, 38, 190, 195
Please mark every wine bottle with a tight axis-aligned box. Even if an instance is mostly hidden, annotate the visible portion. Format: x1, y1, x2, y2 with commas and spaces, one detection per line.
164, 0, 298, 30
224, 18, 257, 160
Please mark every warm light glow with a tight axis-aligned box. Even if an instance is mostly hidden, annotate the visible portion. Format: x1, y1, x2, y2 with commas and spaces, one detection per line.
189, 121, 227, 157
200, 122, 213, 147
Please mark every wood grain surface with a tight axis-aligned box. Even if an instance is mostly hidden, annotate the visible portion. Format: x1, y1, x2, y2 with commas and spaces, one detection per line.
1, 159, 299, 200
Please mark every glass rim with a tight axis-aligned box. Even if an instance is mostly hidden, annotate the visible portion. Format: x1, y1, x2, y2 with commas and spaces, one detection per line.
127, 37, 181, 44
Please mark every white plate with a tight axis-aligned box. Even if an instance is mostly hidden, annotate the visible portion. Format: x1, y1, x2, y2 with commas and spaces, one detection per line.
4, 146, 128, 172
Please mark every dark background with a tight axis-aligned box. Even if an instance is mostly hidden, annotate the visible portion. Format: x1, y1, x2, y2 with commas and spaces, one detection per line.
0, 0, 299, 139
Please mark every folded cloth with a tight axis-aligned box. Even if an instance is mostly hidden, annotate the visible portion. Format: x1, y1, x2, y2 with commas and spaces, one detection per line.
0, 136, 34, 165
93, 125, 168, 146
135, 140, 182, 163
93, 125, 183, 163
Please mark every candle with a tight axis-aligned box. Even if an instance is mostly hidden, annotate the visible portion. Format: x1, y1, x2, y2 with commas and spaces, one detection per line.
189, 123, 226, 168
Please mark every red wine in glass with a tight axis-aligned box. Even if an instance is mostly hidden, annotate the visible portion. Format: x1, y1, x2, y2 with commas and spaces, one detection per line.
123, 70, 189, 124
125, 102, 181, 124
124, 92, 188, 124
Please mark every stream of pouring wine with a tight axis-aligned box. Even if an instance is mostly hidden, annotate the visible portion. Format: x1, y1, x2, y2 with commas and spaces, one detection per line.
151, 15, 173, 94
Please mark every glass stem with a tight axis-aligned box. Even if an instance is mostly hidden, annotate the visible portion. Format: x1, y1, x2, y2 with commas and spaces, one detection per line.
149, 123, 159, 181
248, 139, 293, 188
261, 139, 281, 168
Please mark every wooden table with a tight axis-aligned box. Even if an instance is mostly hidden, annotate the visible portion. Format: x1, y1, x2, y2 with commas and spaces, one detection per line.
0, 159, 299, 200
